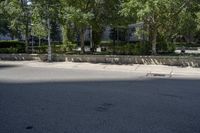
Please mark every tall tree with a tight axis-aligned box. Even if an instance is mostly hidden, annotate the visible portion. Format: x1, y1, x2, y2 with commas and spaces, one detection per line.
120, 0, 196, 54
1, 0, 30, 51
67, 0, 126, 52
31, 0, 61, 61
66, 0, 94, 53
0, 3, 10, 37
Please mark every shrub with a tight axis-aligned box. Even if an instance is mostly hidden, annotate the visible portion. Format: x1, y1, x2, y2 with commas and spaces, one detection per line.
0, 40, 26, 53
0, 48, 18, 54
35, 45, 48, 54
61, 42, 77, 52
111, 42, 151, 55
35, 42, 77, 54
99, 41, 176, 55
175, 43, 200, 47
157, 42, 176, 54
52, 42, 76, 54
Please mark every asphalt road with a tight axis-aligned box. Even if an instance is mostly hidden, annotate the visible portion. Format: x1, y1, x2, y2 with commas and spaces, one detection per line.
0, 63, 200, 133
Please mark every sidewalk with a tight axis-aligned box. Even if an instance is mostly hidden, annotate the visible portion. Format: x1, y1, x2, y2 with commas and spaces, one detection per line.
1, 61, 200, 78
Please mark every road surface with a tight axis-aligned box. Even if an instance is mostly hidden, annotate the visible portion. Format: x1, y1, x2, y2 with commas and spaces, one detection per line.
0, 61, 200, 133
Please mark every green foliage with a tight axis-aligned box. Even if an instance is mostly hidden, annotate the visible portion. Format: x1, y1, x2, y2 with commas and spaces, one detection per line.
197, 12, 200, 30
175, 43, 200, 47
156, 35, 176, 53
0, 48, 18, 54
34, 45, 48, 54
100, 42, 175, 55
52, 42, 76, 54
157, 42, 176, 54
31, 5, 48, 39
115, 43, 151, 55
100, 42, 151, 55
2, 0, 30, 34
120, 0, 199, 54
34, 42, 76, 54
1, 0, 200, 56
0, 41, 26, 53
0, 5, 10, 36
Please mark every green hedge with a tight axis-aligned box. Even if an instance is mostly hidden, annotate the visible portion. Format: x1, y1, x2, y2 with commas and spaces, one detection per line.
34, 45, 48, 54
100, 42, 151, 55
157, 42, 176, 54
175, 43, 200, 47
117, 43, 151, 55
34, 42, 76, 54
0, 41, 26, 53
99, 41, 176, 55
0, 48, 18, 54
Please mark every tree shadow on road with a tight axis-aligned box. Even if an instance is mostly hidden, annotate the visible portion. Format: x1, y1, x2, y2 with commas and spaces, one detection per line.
0, 64, 21, 70
0, 78, 200, 133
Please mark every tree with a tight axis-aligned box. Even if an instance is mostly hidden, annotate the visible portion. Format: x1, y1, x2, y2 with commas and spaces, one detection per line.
31, 0, 61, 61
0, 4, 10, 37
90, 0, 128, 50
1, 0, 31, 51
67, 0, 127, 53
31, 4, 48, 46
120, 0, 196, 54
59, 1, 92, 52
65, 0, 94, 53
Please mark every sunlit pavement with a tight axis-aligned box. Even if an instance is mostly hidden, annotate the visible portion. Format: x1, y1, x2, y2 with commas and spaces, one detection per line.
0, 61, 200, 133
1, 61, 200, 79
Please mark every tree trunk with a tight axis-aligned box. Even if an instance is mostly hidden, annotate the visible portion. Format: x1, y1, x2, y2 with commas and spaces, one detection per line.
62, 24, 68, 45
113, 39, 116, 54
80, 29, 85, 54
151, 30, 157, 55
25, 20, 29, 53
89, 26, 93, 52
47, 18, 52, 62
39, 36, 41, 47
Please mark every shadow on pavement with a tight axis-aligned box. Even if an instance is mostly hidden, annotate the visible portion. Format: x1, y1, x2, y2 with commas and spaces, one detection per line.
0, 64, 20, 70
0, 79, 200, 133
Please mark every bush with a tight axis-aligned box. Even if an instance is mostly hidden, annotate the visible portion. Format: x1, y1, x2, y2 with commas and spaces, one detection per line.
61, 42, 77, 52
0, 48, 18, 54
114, 42, 151, 55
157, 42, 176, 54
52, 42, 76, 54
0, 40, 26, 53
34, 45, 48, 54
175, 43, 200, 47
35, 42, 77, 54
100, 41, 176, 55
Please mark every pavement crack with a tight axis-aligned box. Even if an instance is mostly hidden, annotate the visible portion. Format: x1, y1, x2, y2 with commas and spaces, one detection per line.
95, 103, 114, 112
134, 65, 140, 71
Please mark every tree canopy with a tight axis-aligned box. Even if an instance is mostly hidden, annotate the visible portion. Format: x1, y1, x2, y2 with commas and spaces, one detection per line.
120, 0, 200, 54
0, 0, 200, 54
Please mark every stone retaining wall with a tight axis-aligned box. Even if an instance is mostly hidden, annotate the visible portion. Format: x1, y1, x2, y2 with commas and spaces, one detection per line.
0, 54, 200, 67
66, 55, 200, 67
0, 54, 39, 61
0, 54, 65, 62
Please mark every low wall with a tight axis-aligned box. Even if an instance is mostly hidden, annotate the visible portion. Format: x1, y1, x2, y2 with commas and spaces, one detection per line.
0, 54, 200, 67
66, 55, 200, 67
0, 54, 66, 62
0, 54, 40, 61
